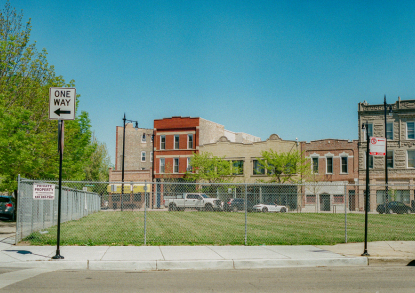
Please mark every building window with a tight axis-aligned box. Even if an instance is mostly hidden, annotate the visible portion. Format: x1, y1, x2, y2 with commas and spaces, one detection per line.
150, 152, 153, 162
333, 195, 344, 204
188, 134, 193, 149
173, 158, 179, 173
253, 160, 265, 175
312, 157, 318, 174
341, 157, 348, 174
160, 135, 166, 150
187, 157, 192, 172
387, 150, 393, 168
141, 133, 146, 143
363, 123, 373, 141
365, 154, 374, 169
141, 151, 146, 162
386, 123, 393, 140
326, 157, 333, 174
408, 150, 415, 168
232, 160, 244, 175
396, 190, 410, 204
306, 195, 316, 204
174, 135, 180, 149
408, 122, 415, 139
160, 158, 165, 173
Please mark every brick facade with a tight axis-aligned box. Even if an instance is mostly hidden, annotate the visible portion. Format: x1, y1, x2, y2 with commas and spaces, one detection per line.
358, 97, 415, 212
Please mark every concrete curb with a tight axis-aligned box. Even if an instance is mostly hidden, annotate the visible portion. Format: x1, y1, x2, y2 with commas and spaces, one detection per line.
0, 257, 368, 271
368, 257, 415, 266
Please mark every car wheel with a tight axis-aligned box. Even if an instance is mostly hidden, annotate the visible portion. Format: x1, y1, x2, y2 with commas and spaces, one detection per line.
205, 204, 213, 212
168, 204, 177, 211
280, 207, 286, 213
406, 208, 411, 214
388, 208, 393, 214
233, 206, 238, 212
262, 207, 268, 213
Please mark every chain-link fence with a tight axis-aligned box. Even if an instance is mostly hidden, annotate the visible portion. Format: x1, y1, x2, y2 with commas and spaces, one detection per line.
16, 178, 101, 244
16, 178, 415, 246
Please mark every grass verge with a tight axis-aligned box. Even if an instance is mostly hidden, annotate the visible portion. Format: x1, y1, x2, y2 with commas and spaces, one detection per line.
23, 211, 415, 246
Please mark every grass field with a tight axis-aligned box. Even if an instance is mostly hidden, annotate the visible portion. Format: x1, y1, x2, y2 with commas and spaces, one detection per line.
23, 211, 415, 246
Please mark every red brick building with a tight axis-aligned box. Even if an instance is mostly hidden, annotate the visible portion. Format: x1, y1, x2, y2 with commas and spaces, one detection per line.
301, 139, 359, 212
153, 116, 261, 180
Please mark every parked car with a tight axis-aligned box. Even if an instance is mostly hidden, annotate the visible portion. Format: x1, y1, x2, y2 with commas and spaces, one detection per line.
376, 201, 411, 214
164, 193, 223, 211
224, 198, 254, 212
0, 196, 16, 220
253, 203, 287, 213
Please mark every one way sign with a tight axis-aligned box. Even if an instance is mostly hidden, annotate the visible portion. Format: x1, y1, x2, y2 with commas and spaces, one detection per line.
49, 87, 76, 120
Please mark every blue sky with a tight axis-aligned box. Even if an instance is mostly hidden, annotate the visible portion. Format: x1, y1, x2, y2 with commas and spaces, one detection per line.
9, 0, 415, 164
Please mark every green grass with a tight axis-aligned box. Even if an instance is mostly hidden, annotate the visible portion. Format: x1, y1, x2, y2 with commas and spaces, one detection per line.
23, 211, 415, 246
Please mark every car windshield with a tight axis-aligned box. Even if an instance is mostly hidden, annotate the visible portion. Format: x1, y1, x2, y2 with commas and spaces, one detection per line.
0, 198, 10, 203
200, 194, 209, 198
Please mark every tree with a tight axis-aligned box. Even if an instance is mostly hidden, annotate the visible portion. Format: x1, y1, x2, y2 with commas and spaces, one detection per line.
256, 149, 311, 184
0, 2, 110, 193
83, 134, 112, 182
184, 152, 242, 183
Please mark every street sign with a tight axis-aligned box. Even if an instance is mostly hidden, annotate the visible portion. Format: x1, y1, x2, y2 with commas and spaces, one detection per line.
49, 87, 76, 120
369, 137, 386, 156
33, 184, 55, 200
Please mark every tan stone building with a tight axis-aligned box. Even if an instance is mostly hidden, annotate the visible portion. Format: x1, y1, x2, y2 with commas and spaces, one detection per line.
199, 134, 299, 183
358, 97, 415, 212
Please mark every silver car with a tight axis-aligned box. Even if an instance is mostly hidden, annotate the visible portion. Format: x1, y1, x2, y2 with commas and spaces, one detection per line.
0, 196, 16, 220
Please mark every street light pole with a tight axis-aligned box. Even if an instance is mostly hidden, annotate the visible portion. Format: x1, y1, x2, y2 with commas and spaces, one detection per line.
384, 96, 392, 213
362, 121, 370, 256
121, 113, 138, 212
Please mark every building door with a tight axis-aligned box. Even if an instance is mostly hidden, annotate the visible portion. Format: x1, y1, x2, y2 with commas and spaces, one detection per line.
349, 190, 356, 211
320, 194, 330, 211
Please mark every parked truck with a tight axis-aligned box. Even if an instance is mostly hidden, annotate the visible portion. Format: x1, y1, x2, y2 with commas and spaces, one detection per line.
164, 193, 223, 211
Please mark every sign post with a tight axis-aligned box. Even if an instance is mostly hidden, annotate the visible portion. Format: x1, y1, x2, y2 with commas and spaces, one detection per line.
49, 87, 76, 260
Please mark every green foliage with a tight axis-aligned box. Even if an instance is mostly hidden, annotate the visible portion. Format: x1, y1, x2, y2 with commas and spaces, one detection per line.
184, 152, 242, 183
0, 2, 111, 192
257, 150, 311, 183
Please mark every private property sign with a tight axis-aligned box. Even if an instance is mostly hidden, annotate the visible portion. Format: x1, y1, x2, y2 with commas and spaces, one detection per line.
369, 137, 386, 156
49, 88, 76, 120
33, 184, 55, 200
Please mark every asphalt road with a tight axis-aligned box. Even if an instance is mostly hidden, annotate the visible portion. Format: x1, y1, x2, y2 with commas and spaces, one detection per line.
1, 266, 414, 292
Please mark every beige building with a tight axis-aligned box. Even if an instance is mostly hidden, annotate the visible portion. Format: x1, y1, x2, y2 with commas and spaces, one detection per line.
199, 134, 299, 183
358, 97, 415, 212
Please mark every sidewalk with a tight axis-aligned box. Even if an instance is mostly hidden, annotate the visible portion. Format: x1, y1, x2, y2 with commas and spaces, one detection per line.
1, 232, 413, 271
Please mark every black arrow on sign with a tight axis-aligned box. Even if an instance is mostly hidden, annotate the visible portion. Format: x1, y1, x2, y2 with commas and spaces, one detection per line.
54, 108, 71, 116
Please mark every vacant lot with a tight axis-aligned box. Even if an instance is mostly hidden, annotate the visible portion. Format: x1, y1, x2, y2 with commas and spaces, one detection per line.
23, 211, 415, 246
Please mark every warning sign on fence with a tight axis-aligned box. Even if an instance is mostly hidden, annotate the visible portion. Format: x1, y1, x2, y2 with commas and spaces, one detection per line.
33, 184, 55, 200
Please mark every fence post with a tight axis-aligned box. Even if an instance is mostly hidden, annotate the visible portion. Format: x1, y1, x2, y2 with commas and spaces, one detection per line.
15, 175, 21, 244
244, 183, 248, 246
344, 183, 347, 243
144, 181, 147, 246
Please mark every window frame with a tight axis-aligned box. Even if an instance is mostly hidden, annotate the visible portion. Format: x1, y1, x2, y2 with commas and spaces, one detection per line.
407, 122, 415, 140
253, 160, 265, 175
174, 135, 180, 149
141, 151, 146, 162
141, 133, 146, 143
387, 150, 393, 168
386, 122, 393, 140
160, 135, 166, 150
326, 156, 333, 174
312, 157, 319, 174
173, 158, 179, 173
160, 158, 165, 173
407, 150, 415, 168
340, 156, 348, 174
187, 134, 193, 149
363, 123, 373, 141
